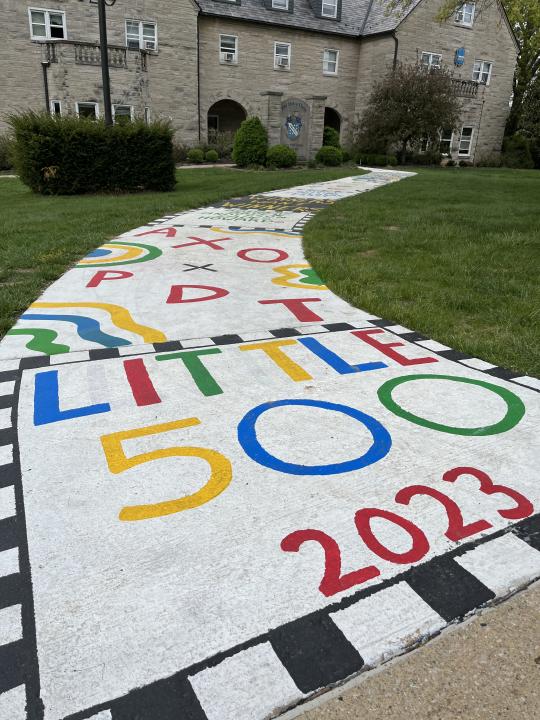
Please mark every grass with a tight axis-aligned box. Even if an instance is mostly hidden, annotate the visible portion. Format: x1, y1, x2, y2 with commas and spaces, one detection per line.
0, 166, 364, 337
303, 167, 540, 377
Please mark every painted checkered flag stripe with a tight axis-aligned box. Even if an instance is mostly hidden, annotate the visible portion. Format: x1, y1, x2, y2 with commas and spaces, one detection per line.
0, 370, 42, 720
66, 515, 540, 720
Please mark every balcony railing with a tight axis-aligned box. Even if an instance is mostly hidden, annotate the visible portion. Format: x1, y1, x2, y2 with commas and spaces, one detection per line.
44, 40, 147, 71
452, 79, 481, 98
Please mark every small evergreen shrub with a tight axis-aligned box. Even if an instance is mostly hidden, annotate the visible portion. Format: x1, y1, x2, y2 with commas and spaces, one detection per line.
502, 134, 534, 169
341, 149, 351, 163
359, 153, 397, 167
206, 130, 236, 159
404, 151, 442, 166
458, 160, 473, 167
232, 117, 268, 167
266, 144, 297, 168
187, 148, 205, 164
307, 159, 317, 168
315, 145, 343, 166
9, 112, 175, 194
446, 159, 457, 167
205, 149, 219, 163
0, 134, 14, 171
323, 126, 341, 148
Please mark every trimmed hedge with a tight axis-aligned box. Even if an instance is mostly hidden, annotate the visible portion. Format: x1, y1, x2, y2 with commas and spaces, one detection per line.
315, 145, 343, 166
205, 149, 219, 163
502, 134, 534, 169
8, 112, 176, 194
232, 116, 268, 167
266, 144, 297, 168
359, 153, 397, 167
323, 126, 341, 148
187, 148, 205, 164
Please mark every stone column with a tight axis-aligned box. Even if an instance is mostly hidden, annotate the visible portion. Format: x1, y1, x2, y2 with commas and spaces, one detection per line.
305, 95, 327, 159
260, 91, 283, 146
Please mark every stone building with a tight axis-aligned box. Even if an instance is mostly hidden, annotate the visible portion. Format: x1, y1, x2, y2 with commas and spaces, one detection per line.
1, 0, 518, 161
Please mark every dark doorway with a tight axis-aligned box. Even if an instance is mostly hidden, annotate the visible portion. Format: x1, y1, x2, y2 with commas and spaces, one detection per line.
207, 100, 247, 139
324, 107, 341, 135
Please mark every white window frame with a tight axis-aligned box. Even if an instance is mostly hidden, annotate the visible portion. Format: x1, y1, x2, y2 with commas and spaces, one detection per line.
50, 100, 62, 116
455, 2, 475, 27
321, 0, 338, 18
439, 128, 454, 156
219, 34, 238, 64
323, 48, 339, 75
274, 41, 291, 70
421, 51, 442, 70
144, 106, 151, 124
472, 60, 493, 85
458, 126, 474, 157
272, 0, 289, 9
76, 102, 99, 119
112, 105, 134, 122
125, 20, 158, 52
28, 7, 67, 41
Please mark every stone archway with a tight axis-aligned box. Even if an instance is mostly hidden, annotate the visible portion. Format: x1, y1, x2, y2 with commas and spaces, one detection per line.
207, 99, 247, 140
324, 107, 342, 136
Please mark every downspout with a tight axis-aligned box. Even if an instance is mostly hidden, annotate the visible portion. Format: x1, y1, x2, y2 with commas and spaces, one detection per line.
392, 31, 399, 71
197, 16, 201, 143
41, 60, 51, 113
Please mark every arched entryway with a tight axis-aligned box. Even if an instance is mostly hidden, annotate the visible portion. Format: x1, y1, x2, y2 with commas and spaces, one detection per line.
207, 100, 247, 139
324, 107, 341, 135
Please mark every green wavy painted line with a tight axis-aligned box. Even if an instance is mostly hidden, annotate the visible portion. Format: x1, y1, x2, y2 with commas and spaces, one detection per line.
7, 328, 70, 355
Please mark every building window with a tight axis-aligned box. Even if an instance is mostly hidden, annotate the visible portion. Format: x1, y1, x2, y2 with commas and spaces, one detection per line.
274, 42, 291, 69
458, 126, 473, 156
126, 20, 157, 51
472, 60, 493, 84
208, 115, 219, 132
50, 100, 62, 116
421, 52, 442, 70
76, 102, 99, 119
321, 0, 338, 18
272, 0, 289, 9
219, 34, 238, 63
113, 105, 133, 123
323, 49, 339, 75
440, 128, 453, 155
455, 2, 475, 26
29, 8, 66, 40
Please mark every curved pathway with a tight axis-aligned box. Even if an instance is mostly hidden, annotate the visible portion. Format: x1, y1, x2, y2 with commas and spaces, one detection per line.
0, 169, 539, 720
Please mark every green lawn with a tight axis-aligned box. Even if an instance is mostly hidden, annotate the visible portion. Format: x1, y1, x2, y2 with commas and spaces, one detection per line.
303, 167, 540, 377
0, 166, 364, 337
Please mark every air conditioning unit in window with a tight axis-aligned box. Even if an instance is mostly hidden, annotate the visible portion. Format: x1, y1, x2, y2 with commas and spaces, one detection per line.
222, 52, 235, 62
278, 56, 289, 67
143, 41, 155, 51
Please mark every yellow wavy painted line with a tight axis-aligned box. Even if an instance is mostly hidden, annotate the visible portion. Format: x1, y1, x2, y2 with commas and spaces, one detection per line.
31, 302, 167, 343
78, 244, 143, 266
272, 264, 328, 290
210, 226, 299, 239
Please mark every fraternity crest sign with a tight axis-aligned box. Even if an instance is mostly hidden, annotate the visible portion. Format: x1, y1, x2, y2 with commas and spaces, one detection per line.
281, 98, 310, 159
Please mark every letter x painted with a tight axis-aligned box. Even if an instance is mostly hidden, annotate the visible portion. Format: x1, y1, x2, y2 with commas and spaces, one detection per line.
172, 236, 234, 251
183, 263, 217, 272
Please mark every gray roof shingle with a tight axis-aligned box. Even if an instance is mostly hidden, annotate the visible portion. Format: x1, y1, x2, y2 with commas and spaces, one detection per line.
195, 0, 422, 38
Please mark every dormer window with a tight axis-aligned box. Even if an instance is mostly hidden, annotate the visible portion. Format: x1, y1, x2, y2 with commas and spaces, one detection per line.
321, 0, 338, 18
455, 2, 475, 27
272, 0, 289, 9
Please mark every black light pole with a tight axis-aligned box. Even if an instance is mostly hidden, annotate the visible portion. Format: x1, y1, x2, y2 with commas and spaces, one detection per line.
97, 0, 116, 125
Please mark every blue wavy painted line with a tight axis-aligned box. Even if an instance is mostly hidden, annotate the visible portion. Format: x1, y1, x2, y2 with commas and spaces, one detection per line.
21, 314, 132, 348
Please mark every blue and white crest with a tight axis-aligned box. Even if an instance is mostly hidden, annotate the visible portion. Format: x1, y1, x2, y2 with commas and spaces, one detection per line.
285, 114, 303, 139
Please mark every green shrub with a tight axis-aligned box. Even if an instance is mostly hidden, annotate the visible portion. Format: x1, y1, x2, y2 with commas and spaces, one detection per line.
232, 117, 268, 167
341, 149, 351, 163
315, 145, 343, 166
0, 134, 14, 171
404, 151, 442, 166
474, 152, 502, 168
323, 126, 341, 148
207, 130, 236, 159
307, 159, 317, 168
459, 160, 473, 167
359, 153, 397, 167
446, 159, 457, 167
266, 144, 297, 168
205, 149, 219, 163
173, 142, 189, 162
9, 111, 175, 194
502, 134, 534, 169
187, 148, 205, 164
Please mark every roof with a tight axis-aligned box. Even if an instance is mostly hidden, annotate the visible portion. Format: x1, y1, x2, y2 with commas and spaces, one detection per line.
195, 0, 422, 38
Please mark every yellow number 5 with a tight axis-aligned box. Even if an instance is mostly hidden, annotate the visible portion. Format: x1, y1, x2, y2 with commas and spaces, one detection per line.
100, 418, 232, 522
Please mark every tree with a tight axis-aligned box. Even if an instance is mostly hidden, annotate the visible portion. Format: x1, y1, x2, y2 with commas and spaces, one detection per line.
356, 63, 461, 163
389, 1, 540, 134
520, 73, 540, 166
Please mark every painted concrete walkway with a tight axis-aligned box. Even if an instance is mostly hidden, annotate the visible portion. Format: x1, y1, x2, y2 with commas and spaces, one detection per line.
0, 169, 539, 720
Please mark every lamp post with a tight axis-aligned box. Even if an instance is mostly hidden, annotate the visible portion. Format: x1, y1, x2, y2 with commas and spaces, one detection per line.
97, 0, 117, 126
